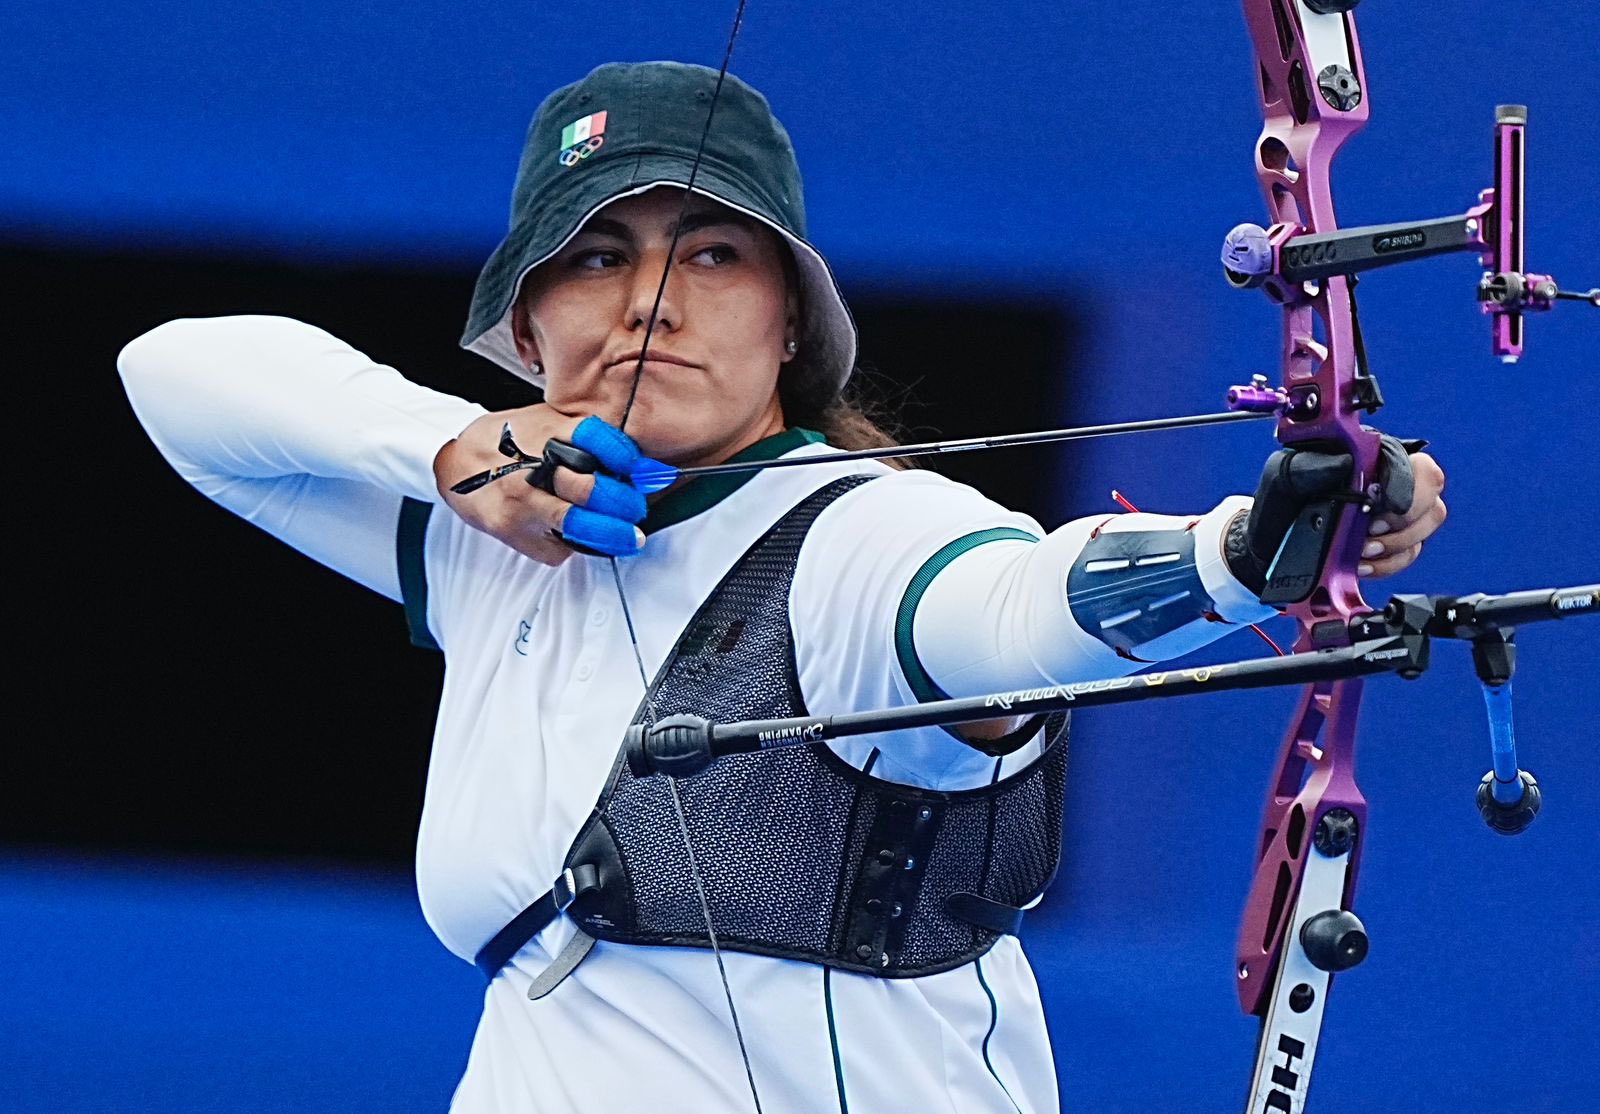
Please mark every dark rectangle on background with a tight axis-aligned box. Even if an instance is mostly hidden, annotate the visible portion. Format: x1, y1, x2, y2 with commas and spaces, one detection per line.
5, 242, 1077, 863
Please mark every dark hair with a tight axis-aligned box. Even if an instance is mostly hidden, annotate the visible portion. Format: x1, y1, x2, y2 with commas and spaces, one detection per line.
773, 245, 911, 464
780, 360, 911, 461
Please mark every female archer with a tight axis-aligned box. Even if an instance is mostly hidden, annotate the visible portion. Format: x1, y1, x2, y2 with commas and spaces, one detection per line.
117, 61, 1445, 1113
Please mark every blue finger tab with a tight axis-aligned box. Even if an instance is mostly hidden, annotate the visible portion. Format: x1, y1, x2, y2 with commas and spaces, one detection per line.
562, 506, 643, 557
586, 473, 647, 523
571, 416, 641, 475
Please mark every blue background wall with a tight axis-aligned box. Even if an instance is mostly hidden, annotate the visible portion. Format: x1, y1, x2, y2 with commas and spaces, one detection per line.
3, 1, 1596, 1110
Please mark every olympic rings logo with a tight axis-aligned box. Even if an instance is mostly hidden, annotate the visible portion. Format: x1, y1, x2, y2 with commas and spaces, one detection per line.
558, 135, 605, 167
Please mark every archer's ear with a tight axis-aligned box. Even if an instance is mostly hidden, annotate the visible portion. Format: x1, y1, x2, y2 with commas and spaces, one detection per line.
781, 314, 799, 364
510, 299, 542, 371
780, 296, 800, 363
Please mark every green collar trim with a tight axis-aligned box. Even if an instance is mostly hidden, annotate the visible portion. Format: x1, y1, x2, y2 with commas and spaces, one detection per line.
643, 427, 827, 534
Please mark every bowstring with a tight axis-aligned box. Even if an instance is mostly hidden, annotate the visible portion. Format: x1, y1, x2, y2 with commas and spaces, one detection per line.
606, 3, 762, 1110
617, 6, 747, 431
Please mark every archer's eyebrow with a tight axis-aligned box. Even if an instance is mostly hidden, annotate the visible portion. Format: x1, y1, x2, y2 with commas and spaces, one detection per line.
577, 210, 754, 243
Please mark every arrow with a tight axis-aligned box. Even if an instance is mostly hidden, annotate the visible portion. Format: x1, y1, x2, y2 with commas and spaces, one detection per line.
628, 408, 1277, 493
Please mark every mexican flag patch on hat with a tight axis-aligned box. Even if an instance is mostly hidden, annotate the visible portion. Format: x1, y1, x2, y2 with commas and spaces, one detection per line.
559, 111, 608, 161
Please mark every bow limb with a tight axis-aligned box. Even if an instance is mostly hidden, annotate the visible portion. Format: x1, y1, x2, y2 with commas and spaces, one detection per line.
1222, 12, 1591, 1104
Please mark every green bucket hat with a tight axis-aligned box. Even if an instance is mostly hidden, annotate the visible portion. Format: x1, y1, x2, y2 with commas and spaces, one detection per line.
461, 61, 857, 402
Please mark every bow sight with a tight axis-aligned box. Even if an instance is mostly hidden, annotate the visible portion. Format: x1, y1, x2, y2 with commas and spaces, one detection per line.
1221, 104, 1597, 371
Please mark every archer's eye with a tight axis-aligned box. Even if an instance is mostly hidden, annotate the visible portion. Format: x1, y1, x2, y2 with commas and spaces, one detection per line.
690, 244, 739, 266
573, 248, 626, 270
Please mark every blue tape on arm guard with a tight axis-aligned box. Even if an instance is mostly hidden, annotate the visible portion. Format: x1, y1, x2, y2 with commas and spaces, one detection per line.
570, 416, 641, 475
1067, 528, 1217, 658
562, 506, 641, 557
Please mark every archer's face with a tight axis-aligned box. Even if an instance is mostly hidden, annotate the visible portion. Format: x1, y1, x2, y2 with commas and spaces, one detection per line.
513, 187, 797, 467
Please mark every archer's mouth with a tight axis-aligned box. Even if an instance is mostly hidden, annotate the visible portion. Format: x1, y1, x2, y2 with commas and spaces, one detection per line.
610, 350, 701, 371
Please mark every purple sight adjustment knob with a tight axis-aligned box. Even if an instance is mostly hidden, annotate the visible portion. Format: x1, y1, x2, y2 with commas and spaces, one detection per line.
1226, 374, 1290, 414
1222, 223, 1274, 288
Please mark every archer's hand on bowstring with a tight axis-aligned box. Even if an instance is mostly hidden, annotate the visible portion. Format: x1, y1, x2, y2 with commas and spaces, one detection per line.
434, 407, 647, 565
1228, 435, 1448, 594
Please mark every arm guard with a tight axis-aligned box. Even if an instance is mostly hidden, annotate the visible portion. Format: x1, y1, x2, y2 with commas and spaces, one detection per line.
1068, 526, 1217, 660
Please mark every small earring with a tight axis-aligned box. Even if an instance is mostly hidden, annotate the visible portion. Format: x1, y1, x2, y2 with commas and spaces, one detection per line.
530, 361, 543, 375
784, 339, 798, 355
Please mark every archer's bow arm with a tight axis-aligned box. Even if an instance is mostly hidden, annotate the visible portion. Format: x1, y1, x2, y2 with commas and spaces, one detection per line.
912, 497, 1273, 702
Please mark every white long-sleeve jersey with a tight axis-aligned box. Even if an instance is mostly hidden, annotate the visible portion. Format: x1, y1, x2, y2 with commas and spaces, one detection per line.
118, 315, 1272, 1114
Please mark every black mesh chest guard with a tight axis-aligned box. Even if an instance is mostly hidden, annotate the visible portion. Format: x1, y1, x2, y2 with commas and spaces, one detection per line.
562, 476, 1070, 978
